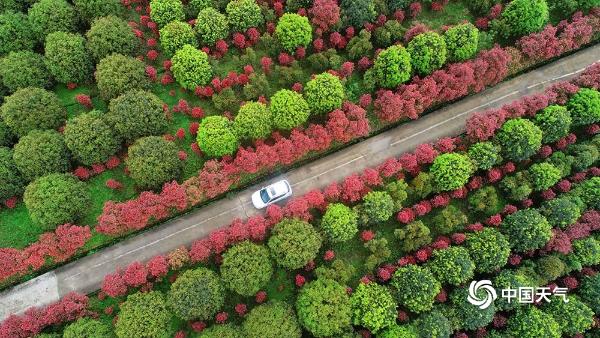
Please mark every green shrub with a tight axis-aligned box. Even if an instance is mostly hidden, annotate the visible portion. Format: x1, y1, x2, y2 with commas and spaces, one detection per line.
572, 237, 600, 267
569, 142, 600, 172
150, 0, 185, 27
243, 72, 271, 100
580, 274, 600, 314
233, 101, 272, 140
314, 259, 356, 285
195, 7, 229, 46
126, 136, 182, 190
64, 111, 120, 166
574, 177, 600, 209
372, 44, 411, 89
269, 89, 310, 130
492, 0, 549, 39
466, 228, 510, 273
0, 51, 51, 92
528, 162, 561, 191
340, 0, 376, 27
468, 141, 501, 170
379, 325, 418, 338
347, 30, 374, 61
500, 209, 552, 252
86, 16, 138, 61
427, 247, 474, 286
407, 32, 447, 76
430, 153, 474, 191
199, 324, 243, 338
394, 220, 432, 252
360, 191, 394, 224
493, 270, 532, 311
321, 203, 358, 243
171, 44, 212, 90
540, 196, 582, 229
225, 0, 263, 32
159, 21, 197, 57
534, 105, 572, 143
73, 0, 123, 22
95, 54, 149, 100
268, 219, 322, 270
468, 186, 500, 216
0, 147, 24, 201
44, 32, 92, 84
13, 130, 70, 181
28, 0, 77, 41
0, 87, 65, 137
548, 150, 574, 177
500, 171, 533, 201
363, 238, 391, 271
385, 179, 408, 210
450, 287, 496, 331
506, 307, 560, 338
349, 282, 396, 333
24, 173, 90, 229
387, 0, 411, 11
275, 13, 312, 52
197, 116, 239, 158
305, 72, 345, 115
0, 11, 34, 56
430, 204, 468, 235
106, 90, 168, 143
220, 241, 273, 296
545, 296, 594, 336
243, 301, 301, 338
444, 23, 479, 62
0, 0, 22, 14
496, 118, 543, 161
168, 267, 225, 320
63, 318, 114, 338
0, 119, 12, 147
115, 291, 174, 338
535, 255, 565, 283
296, 278, 352, 337
415, 309, 452, 338
373, 20, 403, 48
187, 0, 212, 17
211, 87, 239, 113
465, 0, 501, 15
390, 264, 441, 313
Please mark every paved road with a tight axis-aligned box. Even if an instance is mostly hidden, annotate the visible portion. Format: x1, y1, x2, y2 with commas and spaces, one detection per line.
1, 45, 598, 320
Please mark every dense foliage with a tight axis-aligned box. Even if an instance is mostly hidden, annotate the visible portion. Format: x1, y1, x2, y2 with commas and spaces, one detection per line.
492, 0, 549, 39
63, 318, 114, 338
430, 153, 474, 191
468, 141, 501, 170
0, 11, 34, 56
115, 291, 174, 338
197, 116, 239, 157
225, 0, 263, 32
444, 23, 479, 62
126, 136, 182, 190
305, 72, 345, 114
13, 129, 70, 181
28, 0, 77, 41
159, 21, 197, 57
500, 209, 552, 252
544, 296, 594, 335
340, 0, 375, 27
360, 191, 395, 224
372, 45, 411, 89
171, 44, 212, 90
320, 203, 358, 243
496, 118, 543, 162
233, 101, 272, 140
465, 228, 511, 273
407, 32, 447, 76
506, 306, 560, 338
44, 32, 92, 84
567, 88, 600, 126
64, 111, 120, 166
0, 87, 65, 137
390, 264, 441, 313
0, 147, 24, 201
296, 278, 352, 337
534, 105, 572, 143
220, 241, 273, 296
528, 162, 561, 191
195, 7, 229, 46
150, 0, 185, 27
86, 16, 138, 61
270, 89, 310, 130
243, 301, 302, 338
95, 54, 149, 100
73, 0, 122, 22
276, 13, 312, 53
167, 267, 225, 320
0, 51, 51, 92
268, 219, 322, 270
350, 282, 396, 333
427, 246, 475, 286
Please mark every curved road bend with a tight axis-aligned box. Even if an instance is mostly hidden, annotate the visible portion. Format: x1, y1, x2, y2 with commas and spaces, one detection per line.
1, 45, 598, 320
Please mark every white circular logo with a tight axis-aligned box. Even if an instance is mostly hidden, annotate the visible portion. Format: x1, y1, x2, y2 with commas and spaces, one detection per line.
467, 280, 497, 309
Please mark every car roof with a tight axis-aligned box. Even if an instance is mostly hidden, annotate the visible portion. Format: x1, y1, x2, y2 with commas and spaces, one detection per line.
268, 180, 289, 196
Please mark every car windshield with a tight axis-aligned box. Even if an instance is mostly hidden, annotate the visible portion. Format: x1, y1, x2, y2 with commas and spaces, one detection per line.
260, 189, 270, 203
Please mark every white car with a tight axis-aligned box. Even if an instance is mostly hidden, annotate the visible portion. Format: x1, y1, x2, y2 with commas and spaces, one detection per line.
251, 180, 292, 209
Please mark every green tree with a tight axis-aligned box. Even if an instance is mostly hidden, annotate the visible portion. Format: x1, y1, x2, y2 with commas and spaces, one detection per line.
528, 162, 561, 191
0, 147, 24, 201
187, 0, 212, 17
305, 72, 345, 115
197, 116, 239, 158
468, 186, 501, 216
567, 88, 600, 126
394, 220, 432, 252
159, 21, 197, 57
415, 309, 452, 338
548, 150, 574, 177
379, 325, 418, 338
506, 307, 560, 338
346, 30, 374, 61
390, 264, 441, 313
496, 118, 543, 162
545, 296, 594, 336
268, 219, 322, 270
63, 317, 114, 338
350, 282, 396, 333
321, 203, 358, 243
0, 11, 34, 56
493, 270, 532, 311
372, 44, 411, 89
0, 119, 12, 147
44, 32, 92, 84
572, 237, 600, 267
86, 16, 138, 61
535, 255, 565, 284
171, 44, 212, 90
427, 247, 475, 286
168, 267, 225, 320
580, 274, 600, 314
199, 324, 244, 338
430, 204, 468, 235
569, 143, 599, 171
220, 241, 273, 296
385, 179, 408, 210
534, 105, 572, 143
573, 177, 600, 209
13, 130, 70, 181
450, 287, 495, 331
195, 7, 229, 46
314, 259, 356, 285
540, 196, 581, 229
465, 0, 501, 15
492, 0, 549, 39
24, 173, 90, 229
126, 136, 182, 190
115, 291, 174, 338
28, 0, 77, 41
0, 87, 65, 137
275, 13, 312, 53
465, 228, 510, 273
296, 278, 352, 337
500, 171, 533, 201
468, 141, 501, 170
0, 51, 51, 92
409, 172, 434, 199
407, 32, 447, 76
95, 54, 149, 100
500, 209, 552, 252
64, 111, 120, 166
225, 0, 263, 32
73, 0, 123, 22
430, 153, 474, 191
340, 0, 376, 27
269, 89, 310, 130
233, 101, 272, 140
150, 0, 185, 27
444, 23, 479, 62
243, 301, 301, 338
361, 191, 395, 224
106, 90, 168, 143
